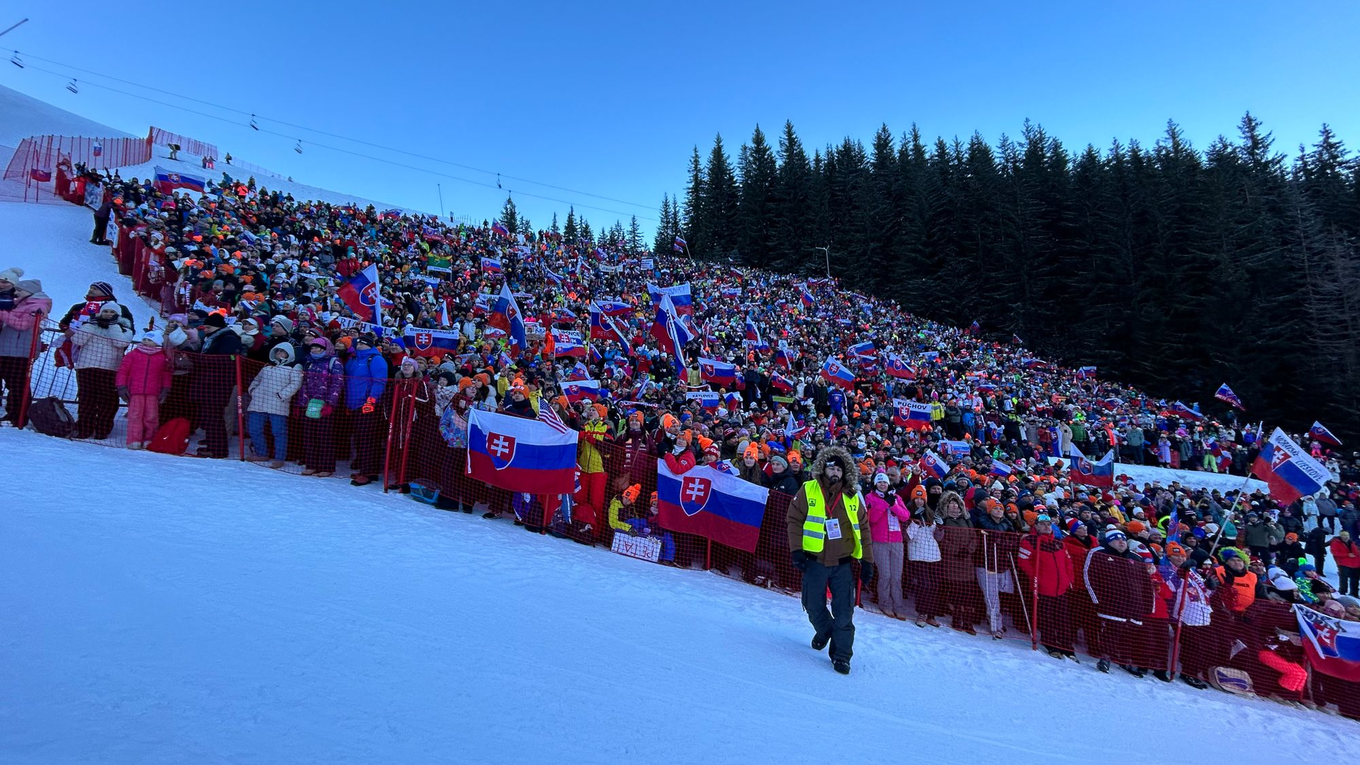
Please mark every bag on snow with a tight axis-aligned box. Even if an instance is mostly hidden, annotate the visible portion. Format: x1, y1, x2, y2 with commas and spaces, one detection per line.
27, 397, 75, 438
147, 417, 191, 455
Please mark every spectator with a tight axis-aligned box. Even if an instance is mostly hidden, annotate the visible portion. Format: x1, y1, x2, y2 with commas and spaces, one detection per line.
114, 330, 172, 449
1019, 514, 1076, 659
864, 472, 910, 620
70, 302, 133, 440
344, 333, 388, 486
905, 492, 943, 628
1083, 529, 1157, 676
0, 275, 52, 428
298, 337, 343, 477
246, 343, 302, 468
193, 313, 242, 458
937, 491, 980, 634
1331, 531, 1360, 597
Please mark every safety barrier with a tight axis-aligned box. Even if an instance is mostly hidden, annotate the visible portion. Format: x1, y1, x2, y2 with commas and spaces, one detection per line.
3, 134, 153, 185
148, 127, 219, 161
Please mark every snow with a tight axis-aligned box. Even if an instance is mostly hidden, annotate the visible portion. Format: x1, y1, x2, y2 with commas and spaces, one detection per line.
1, 430, 1354, 765
0, 84, 135, 146
2, 90, 1357, 764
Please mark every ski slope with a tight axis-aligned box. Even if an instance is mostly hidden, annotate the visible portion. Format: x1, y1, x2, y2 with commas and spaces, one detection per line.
1, 429, 1351, 765
0, 84, 415, 214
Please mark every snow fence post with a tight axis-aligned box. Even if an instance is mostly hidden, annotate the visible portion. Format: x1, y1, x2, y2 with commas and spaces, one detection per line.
16, 309, 43, 428
397, 380, 418, 488
234, 354, 245, 461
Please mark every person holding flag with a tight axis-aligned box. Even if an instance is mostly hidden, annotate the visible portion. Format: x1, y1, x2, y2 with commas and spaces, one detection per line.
786, 446, 874, 675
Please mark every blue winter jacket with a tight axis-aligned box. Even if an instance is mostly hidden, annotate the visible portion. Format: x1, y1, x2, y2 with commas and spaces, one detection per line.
343, 348, 389, 410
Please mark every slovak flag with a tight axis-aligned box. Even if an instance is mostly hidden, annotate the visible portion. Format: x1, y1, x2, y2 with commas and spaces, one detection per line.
337, 263, 382, 323
820, 356, 856, 390
1310, 421, 1342, 447
402, 326, 459, 358
848, 341, 876, 359
1253, 428, 1329, 504
488, 283, 527, 357
467, 408, 579, 494
656, 459, 769, 553
481, 256, 503, 274
771, 372, 796, 393
799, 287, 815, 309
562, 379, 603, 404
673, 234, 688, 251
590, 303, 634, 355
989, 459, 1013, 478
595, 299, 632, 317
491, 220, 510, 237
551, 329, 587, 358
886, 355, 916, 380
650, 294, 693, 353
153, 166, 206, 194
1171, 401, 1203, 421
744, 317, 767, 349
1076, 366, 1097, 379
894, 399, 933, 430
698, 357, 738, 387
648, 283, 693, 316
775, 345, 796, 369
1296, 603, 1360, 681
685, 391, 721, 412
437, 300, 452, 328
1067, 444, 1115, 488
921, 451, 949, 480
565, 361, 590, 381
1214, 384, 1245, 411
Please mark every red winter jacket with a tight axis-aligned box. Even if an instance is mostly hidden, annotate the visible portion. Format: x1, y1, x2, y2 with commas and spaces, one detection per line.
1018, 532, 1074, 596
1331, 537, 1360, 569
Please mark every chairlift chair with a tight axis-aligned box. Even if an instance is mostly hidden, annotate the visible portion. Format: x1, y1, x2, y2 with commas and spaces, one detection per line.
9, 51, 22, 68
65, 78, 78, 94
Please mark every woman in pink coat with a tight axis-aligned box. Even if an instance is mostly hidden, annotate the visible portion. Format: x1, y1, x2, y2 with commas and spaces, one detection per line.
114, 330, 172, 449
864, 472, 912, 619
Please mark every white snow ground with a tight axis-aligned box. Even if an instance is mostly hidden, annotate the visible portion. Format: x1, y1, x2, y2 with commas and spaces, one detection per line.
2, 429, 1354, 765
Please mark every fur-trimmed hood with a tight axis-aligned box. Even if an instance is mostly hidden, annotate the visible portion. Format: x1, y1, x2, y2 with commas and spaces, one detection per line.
810, 445, 859, 495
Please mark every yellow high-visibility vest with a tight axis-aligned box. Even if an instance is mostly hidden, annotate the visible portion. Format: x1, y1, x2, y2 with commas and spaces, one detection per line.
800, 480, 863, 558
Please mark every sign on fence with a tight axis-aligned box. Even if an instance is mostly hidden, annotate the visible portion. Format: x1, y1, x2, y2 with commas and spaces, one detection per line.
611, 532, 662, 562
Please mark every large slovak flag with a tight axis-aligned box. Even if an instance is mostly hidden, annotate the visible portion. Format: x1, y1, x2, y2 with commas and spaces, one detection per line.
771, 371, 796, 394
1296, 603, 1360, 681
921, 451, 949, 480
466, 408, 579, 494
656, 459, 769, 553
337, 263, 382, 324
1253, 428, 1329, 504
820, 356, 856, 390
650, 294, 693, 372
744, 317, 768, 349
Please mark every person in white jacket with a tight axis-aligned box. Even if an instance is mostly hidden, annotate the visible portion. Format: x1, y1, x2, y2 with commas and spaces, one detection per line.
71, 302, 132, 439
246, 343, 302, 467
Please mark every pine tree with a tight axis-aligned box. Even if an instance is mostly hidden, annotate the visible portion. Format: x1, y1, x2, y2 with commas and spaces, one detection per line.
550, 212, 560, 235
563, 207, 578, 242
499, 196, 519, 234
683, 147, 705, 254
737, 125, 778, 267
627, 215, 644, 254
580, 218, 593, 244
773, 120, 813, 273
701, 134, 739, 258
654, 194, 675, 254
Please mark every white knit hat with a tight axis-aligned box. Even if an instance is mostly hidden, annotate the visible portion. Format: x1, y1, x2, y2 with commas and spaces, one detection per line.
0, 266, 23, 283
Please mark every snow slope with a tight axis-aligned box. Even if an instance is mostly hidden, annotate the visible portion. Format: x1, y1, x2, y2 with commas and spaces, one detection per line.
1, 429, 1352, 765
0, 200, 153, 330
0, 84, 135, 146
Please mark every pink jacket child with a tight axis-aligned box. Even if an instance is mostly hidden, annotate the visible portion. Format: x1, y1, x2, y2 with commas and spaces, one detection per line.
864, 489, 912, 543
115, 331, 172, 448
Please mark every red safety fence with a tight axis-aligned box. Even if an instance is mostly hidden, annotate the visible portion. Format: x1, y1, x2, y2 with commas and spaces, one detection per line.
3, 134, 153, 182
148, 127, 219, 161
5, 227, 1358, 722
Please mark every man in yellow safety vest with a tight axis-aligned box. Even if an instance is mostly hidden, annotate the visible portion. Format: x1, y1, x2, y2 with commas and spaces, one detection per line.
786, 445, 874, 674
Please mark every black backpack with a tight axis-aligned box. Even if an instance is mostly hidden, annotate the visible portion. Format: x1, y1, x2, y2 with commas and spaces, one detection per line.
28, 397, 75, 438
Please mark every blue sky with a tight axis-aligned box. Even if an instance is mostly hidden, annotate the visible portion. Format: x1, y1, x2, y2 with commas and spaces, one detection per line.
2, 1, 1356, 235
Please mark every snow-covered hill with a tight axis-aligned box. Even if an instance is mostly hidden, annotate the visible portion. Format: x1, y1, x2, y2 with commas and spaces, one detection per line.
0, 84, 135, 146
